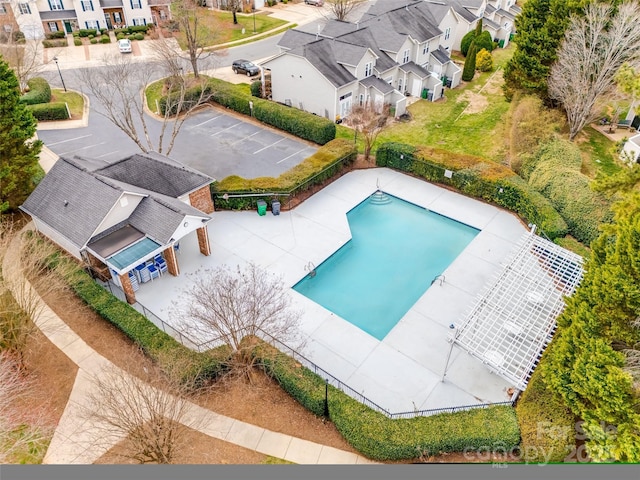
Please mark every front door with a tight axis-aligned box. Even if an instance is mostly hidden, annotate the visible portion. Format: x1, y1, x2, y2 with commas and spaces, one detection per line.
64, 20, 73, 33
411, 78, 422, 97
104, 14, 113, 30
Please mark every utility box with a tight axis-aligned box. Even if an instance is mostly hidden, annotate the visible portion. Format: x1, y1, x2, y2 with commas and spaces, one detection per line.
272, 200, 281, 216
257, 200, 267, 216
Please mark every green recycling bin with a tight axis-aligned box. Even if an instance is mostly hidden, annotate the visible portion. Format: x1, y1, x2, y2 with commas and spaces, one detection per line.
256, 200, 267, 216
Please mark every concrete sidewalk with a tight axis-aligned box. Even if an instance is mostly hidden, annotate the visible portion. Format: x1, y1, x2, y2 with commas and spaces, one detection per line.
2, 226, 375, 465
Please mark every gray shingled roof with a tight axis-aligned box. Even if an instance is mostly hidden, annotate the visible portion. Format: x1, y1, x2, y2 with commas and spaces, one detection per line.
359, 14, 407, 53
20, 158, 123, 250
334, 42, 369, 67
496, 9, 516, 21
431, 46, 451, 65
399, 61, 430, 78
99, 0, 124, 7
39, 10, 77, 21
336, 28, 397, 72
92, 152, 213, 198
277, 29, 318, 50
289, 39, 357, 88
482, 17, 501, 30
320, 19, 359, 38
359, 76, 395, 95
444, 0, 482, 23
485, 4, 496, 14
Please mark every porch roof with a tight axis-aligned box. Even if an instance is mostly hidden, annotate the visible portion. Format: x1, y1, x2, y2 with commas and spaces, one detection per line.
39, 10, 77, 21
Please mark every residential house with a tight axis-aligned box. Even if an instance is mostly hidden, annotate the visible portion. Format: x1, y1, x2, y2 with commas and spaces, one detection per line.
20, 153, 215, 304
0, 1, 21, 39
262, 1, 464, 122
4, 0, 157, 38
622, 133, 640, 165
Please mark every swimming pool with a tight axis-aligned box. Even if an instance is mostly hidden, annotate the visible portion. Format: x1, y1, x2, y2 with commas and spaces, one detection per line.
293, 192, 479, 340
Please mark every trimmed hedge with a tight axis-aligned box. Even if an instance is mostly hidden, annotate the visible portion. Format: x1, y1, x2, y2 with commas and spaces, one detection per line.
260, 346, 520, 461
100, 35, 111, 44
213, 139, 357, 210
19, 77, 51, 105
515, 363, 575, 463
157, 77, 336, 145
26, 102, 69, 121
376, 142, 569, 239
63, 264, 229, 385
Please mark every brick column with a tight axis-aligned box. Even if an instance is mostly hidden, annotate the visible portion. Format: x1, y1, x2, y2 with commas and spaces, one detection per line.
163, 246, 180, 276
196, 226, 211, 256
119, 273, 136, 305
189, 185, 215, 214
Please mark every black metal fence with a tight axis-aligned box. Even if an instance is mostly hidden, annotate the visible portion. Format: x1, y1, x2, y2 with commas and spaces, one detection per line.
98, 279, 514, 419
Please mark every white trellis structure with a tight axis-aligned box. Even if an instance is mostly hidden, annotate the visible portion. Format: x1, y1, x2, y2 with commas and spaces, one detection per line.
446, 228, 585, 391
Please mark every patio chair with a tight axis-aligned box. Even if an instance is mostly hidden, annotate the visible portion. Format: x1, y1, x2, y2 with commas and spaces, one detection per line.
155, 257, 168, 275
147, 263, 160, 281
128, 270, 140, 292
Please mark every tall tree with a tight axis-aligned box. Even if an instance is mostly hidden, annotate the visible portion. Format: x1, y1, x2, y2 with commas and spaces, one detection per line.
325, 0, 366, 22
548, 1, 640, 140
0, 58, 42, 214
543, 191, 640, 462
461, 41, 477, 82
502, 0, 576, 100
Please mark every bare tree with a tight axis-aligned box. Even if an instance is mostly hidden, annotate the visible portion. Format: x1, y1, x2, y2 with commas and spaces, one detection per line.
0, 352, 54, 463
325, 0, 366, 22
76, 53, 213, 155
348, 100, 392, 160
173, 263, 302, 377
548, 1, 640, 141
172, 0, 224, 78
0, 40, 44, 92
83, 351, 199, 464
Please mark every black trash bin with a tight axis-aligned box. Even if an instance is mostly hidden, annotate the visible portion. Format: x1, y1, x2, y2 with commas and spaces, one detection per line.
272, 200, 281, 216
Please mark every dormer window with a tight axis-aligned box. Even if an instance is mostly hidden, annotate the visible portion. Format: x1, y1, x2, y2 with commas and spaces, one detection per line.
364, 62, 372, 77
444, 27, 451, 41
402, 49, 410, 64
422, 43, 429, 55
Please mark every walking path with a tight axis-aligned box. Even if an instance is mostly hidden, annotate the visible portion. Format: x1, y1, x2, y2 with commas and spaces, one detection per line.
2, 227, 375, 465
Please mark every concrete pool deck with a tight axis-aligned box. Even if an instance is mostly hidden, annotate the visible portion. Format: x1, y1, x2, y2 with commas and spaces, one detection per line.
134, 168, 529, 413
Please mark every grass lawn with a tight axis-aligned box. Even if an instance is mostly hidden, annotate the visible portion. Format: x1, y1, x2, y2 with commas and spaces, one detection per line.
175, 8, 288, 50
145, 79, 165, 113
50, 89, 84, 119
578, 126, 624, 178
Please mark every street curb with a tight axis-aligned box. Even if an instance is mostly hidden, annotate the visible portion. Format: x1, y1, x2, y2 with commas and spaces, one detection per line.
36, 90, 91, 131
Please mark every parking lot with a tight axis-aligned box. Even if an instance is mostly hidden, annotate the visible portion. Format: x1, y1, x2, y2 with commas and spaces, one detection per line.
38, 105, 318, 181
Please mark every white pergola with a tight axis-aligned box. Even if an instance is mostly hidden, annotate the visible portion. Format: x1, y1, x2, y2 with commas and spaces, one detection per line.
447, 229, 585, 391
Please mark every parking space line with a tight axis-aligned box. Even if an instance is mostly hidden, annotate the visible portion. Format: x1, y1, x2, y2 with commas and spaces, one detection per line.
95, 150, 119, 159
59, 142, 107, 156
211, 122, 242, 136
230, 130, 261, 146
253, 138, 285, 154
276, 147, 310, 164
46, 134, 92, 147
193, 115, 222, 127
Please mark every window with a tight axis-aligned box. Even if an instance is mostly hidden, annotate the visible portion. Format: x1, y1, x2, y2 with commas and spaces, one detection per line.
397, 78, 403, 92
364, 62, 372, 77
422, 43, 429, 55
85, 19, 99, 29
0, 4, 6, 14
81, 0, 94, 11
49, 0, 64, 10
113, 12, 122, 23
359, 94, 364, 106
444, 27, 451, 40
402, 49, 410, 64
132, 17, 146, 26
160, 10, 166, 20
48, 22, 58, 32
18, 3, 31, 14
130, 0, 142, 9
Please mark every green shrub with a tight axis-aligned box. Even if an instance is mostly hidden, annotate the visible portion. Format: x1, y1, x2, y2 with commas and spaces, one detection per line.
461, 30, 476, 57
26, 102, 69, 121
78, 29, 98, 37
376, 142, 568, 239
250, 79, 262, 97
515, 360, 575, 463
462, 42, 477, 82
100, 35, 111, 44
46, 31, 66, 39
129, 25, 150, 34
19, 77, 51, 105
475, 31, 494, 53
72, 31, 80, 38
116, 33, 126, 40
74, 38, 83, 46
259, 345, 520, 461
42, 39, 67, 48
476, 48, 493, 72
214, 139, 356, 210
133, 33, 145, 41
90, 38, 98, 44
114, 28, 128, 36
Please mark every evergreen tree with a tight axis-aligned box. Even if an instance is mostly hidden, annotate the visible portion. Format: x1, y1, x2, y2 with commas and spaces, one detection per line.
461, 30, 476, 57
0, 57, 42, 213
543, 192, 640, 462
462, 42, 477, 82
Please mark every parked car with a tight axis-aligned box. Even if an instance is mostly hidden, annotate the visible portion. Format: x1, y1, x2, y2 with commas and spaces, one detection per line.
118, 39, 132, 53
305, 0, 324, 5
232, 59, 260, 76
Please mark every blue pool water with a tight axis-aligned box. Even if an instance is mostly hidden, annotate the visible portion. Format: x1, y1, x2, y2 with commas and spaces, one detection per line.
293, 193, 479, 340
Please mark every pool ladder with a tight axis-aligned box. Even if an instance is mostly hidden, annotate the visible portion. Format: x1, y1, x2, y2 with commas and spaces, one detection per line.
431, 274, 445, 286
304, 261, 317, 278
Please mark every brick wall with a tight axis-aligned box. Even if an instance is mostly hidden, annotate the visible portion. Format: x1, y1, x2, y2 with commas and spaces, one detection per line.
188, 185, 214, 214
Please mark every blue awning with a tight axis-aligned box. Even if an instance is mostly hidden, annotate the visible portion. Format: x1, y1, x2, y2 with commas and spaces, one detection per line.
107, 237, 161, 271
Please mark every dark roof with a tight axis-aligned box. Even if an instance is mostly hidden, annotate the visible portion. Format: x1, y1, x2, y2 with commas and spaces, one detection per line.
92, 152, 213, 198
485, 4, 496, 14
444, 0, 482, 23
482, 17, 500, 30
431, 46, 451, 65
289, 39, 357, 88
39, 10, 77, 21
359, 76, 395, 95
399, 61, 430, 78
320, 19, 359, 38
511, 5, 522, 14
335, 28, 396, 72
20, 158, 125, 249
277, 29, 318, 50
99, 0, 124, 7
496, 9, 516, 22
